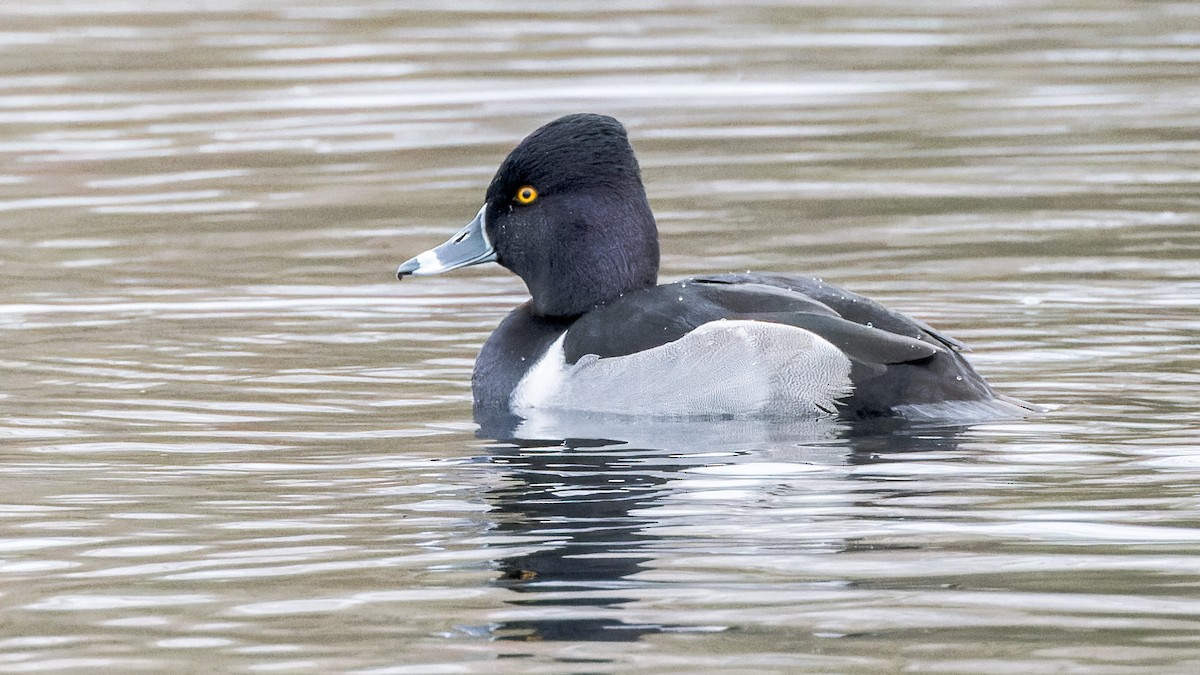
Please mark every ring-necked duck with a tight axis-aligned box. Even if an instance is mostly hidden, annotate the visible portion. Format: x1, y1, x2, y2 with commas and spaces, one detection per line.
397, 114, 1032, 421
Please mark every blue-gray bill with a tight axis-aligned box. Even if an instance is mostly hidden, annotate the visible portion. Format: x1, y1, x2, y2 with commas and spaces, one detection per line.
396, 206, 496, 278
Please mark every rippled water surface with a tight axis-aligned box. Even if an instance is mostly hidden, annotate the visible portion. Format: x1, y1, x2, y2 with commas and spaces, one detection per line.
3, 1, 1200, 672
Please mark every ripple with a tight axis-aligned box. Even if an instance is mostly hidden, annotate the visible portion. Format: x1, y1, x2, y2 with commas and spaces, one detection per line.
26, 594, 214, 611
1, 0, 1198, 672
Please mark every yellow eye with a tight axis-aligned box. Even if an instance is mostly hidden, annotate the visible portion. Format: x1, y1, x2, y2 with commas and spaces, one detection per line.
515, 185, 538, 205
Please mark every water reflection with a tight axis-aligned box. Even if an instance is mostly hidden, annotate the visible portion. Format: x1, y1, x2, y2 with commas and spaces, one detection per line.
476, 407, 850, 452
486, 440, 678, 642
478, 419, 971, 642
3, 0, 1200, 670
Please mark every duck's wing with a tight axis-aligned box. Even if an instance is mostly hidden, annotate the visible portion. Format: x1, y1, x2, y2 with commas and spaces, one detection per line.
735, 310, 941, 364
690, 272, 969, 352
562, 276, 943, 368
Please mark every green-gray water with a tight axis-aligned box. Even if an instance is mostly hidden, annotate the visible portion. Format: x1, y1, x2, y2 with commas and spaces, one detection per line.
2, 2, 1199, 672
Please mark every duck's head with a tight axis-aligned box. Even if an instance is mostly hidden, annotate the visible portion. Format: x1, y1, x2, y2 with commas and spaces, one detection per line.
396, 114, 659, 318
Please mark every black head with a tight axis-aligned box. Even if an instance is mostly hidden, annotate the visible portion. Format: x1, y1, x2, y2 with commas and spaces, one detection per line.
397, 114, 659, 318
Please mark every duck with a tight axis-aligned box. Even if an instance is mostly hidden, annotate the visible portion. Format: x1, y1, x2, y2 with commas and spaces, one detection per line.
396, 113, 1032, 422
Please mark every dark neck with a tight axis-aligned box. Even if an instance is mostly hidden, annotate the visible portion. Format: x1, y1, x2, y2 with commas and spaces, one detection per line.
527, 199, 659, 318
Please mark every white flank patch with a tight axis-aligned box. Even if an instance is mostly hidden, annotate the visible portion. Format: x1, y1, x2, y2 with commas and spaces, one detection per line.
509, 333, 569, 410
509, 319, 853, 418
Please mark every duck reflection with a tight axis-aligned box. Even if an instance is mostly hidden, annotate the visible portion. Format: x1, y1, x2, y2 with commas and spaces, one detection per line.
474, 409, 971, 642
484, 438, 677, 641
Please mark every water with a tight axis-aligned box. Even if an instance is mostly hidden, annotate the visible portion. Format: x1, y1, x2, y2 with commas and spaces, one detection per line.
2, 1, 1200, 672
